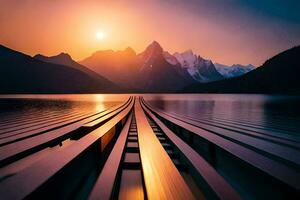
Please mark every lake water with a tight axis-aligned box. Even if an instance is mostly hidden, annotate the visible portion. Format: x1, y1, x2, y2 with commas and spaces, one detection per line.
0, 94, 299, 198
0, 94, 299, 136
144, 94, 300, 137
0, 94, 127, 121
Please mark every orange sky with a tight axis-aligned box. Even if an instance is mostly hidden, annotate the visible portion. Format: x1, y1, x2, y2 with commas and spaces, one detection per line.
0, 0, 299, 66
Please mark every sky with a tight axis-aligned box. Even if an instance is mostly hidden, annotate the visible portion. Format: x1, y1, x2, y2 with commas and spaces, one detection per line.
0, 0, 299, 66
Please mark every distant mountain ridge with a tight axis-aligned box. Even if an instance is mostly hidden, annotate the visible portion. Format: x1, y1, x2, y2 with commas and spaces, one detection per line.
2, 42, 297, 94
183, 46, 300, 94
80, 41, 252, 91
160, 48, 254, 82
81, 41, 196, 92
0, 45, 118, 93
214, 63, 255, 78
80, 47, 140, 89
34, 53, 109, 81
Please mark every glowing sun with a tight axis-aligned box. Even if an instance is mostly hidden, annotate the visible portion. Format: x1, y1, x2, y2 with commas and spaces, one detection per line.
96, 31, 106, 40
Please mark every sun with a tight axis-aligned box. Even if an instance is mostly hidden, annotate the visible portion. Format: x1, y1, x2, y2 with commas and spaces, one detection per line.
96, 31, 106, 40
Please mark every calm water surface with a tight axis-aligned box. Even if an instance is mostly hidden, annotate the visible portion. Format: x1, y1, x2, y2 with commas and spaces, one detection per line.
1, 94, 299, 135
144, 94, 300, 135
0, 94, 129, 121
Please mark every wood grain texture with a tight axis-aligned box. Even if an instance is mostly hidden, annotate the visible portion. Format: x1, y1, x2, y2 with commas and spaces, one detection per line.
118, 170, 144, 200
0, 98, 131, 165
135, 98, 195, 200
142, 98, 300, 191
89, 114, 132, 200
141, 100, 241, 200
0, 99, 134, 200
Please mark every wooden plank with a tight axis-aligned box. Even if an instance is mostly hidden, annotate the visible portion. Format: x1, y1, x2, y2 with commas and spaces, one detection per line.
135, 99, 195, 200
0, 110, 84, 133
0, 110, 67, 128
141, 100, 241, 200
83, 97, 132, 128
199, 114, 300, 133
0, 98, 132, 166
0, 110, 62, 125
202, 115, 299, 131
89, 114, 132, 200
0, 101, 128, 129
0, 139, 74, 178
124, 153, 140, 163
168, 113, 300, 144
0, 99, 134, 200
147, 105, 300, 167
188, 117, 300, 144
0, 101, 120, 129
141, 98, 300, 191
118, 170, 144, 200
0, 112, 93, 145
0, 108, 88, 127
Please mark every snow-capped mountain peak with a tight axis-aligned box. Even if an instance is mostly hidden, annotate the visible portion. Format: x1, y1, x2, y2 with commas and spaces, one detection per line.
102, 40, 255, 86
163, 51, 180, 66
173, 50, 223, 82
215, 63, 255, 78
173, 50, 197, 69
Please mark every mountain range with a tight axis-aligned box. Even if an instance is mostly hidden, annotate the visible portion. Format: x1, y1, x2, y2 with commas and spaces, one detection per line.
136, 41, 195, 92
80, 47, 140, 89
80, 41, 253, 91
173, 50, 224, 82
0, 45, 118, 94
81, 41, 196, 92
214, 63, 255, 78
183, 46, 300, 94
1, 41, 298, 94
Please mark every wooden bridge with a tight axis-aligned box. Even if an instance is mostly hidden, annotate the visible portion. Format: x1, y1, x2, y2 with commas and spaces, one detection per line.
0, 97, 299, 199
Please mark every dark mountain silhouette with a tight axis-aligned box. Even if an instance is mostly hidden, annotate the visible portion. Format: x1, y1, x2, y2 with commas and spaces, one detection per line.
138, 41, 164, 67
80, 47, 140, 89
137, 41, 195, 92
0, 45, 118, 94
34, 53, 109, 81
2, 42, 297, 94
81, 41, 195, 92
183, 46, 300, 94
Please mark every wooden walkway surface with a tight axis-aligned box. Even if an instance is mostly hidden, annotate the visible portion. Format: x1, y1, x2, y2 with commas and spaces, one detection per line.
0, 96, 299, 199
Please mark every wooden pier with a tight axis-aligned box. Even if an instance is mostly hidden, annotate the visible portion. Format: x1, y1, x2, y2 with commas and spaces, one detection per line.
0, 97, 299, 199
